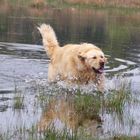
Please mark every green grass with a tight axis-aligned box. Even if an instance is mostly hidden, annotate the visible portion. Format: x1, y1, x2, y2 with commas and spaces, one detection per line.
73, 80, 132, 116
13, 84, 25, 109
13, 95, 24, 109
74, 91, 102, 120
105, 81, 131, 114
113, 135, 140, 140
1, 128, 140, 140
42, 127, 77, 140
45, 0, 140, 12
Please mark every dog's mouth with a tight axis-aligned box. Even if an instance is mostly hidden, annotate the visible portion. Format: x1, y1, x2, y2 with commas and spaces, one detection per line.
92, 66, 104, 74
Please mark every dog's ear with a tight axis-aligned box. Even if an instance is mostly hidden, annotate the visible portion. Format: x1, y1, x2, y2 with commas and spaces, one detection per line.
78, 52, 86, 61
78, 55, 86, 61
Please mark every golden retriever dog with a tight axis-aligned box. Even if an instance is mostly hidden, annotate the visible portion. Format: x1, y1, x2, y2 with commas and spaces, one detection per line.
38, 24, 107, 90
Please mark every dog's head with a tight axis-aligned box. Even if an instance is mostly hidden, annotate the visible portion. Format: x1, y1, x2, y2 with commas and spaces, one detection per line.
78, 47, 107, 74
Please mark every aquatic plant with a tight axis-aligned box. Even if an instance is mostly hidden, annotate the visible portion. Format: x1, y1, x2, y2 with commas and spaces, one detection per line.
13, 95, 24, 109
105, 80, 131, 114
74, 91, 102, 119
13, 85, 25, 110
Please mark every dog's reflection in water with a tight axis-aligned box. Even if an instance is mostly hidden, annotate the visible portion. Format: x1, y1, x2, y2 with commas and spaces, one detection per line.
38, 94, 103, 137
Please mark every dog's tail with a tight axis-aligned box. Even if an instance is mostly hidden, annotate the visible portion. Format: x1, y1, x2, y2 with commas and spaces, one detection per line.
38, 24, 59, 57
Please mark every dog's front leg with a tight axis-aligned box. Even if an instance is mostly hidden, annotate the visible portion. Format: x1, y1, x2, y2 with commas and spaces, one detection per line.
48, 64, 58, 83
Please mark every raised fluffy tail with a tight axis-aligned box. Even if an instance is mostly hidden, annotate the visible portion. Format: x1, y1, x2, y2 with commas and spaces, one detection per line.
38, 24, 59, 57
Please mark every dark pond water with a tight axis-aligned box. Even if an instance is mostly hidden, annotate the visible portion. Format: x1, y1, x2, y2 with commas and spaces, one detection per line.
0, 2, 140, 139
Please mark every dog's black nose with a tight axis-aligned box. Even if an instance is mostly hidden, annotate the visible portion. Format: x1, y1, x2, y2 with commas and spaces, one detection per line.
100, 61, 104, 67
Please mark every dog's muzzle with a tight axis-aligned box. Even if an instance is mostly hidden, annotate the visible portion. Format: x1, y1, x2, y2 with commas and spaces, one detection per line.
92, 62, 105, 74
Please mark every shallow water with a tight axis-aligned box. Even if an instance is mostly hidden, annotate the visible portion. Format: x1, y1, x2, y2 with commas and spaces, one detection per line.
0, 2, 140, 139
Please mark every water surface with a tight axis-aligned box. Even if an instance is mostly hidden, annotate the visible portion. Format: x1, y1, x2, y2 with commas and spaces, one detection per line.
0, 3, 140, 139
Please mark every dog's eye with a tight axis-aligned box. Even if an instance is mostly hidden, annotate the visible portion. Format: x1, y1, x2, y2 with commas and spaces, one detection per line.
93, 56, 97, 59
101, 56, 103, 58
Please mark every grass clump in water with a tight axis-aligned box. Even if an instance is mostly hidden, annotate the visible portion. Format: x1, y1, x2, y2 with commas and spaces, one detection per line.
105, 80, 131, 114
13, 85, 25, 110
13, 97, 24, 110
74, 91, 102, 121
74, 80, 132, 116
13, 93, 24, 109
42, 126, 78, 140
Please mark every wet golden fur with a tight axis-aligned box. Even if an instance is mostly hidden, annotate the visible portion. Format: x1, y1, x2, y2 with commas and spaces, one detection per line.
38, 24, 107, 90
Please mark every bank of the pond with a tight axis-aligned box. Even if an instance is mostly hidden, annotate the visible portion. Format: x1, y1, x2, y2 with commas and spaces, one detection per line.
1, 0, 140, 9
63, 0, 140, 8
